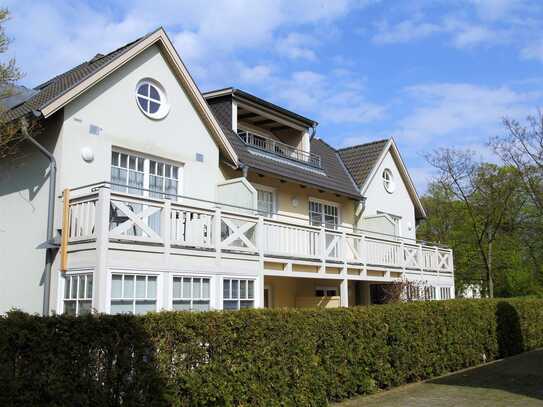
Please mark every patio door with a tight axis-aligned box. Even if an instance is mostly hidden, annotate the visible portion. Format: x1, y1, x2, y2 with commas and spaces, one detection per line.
110, 150, 181, 236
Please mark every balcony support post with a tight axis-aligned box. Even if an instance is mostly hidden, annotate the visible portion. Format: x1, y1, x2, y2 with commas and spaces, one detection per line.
162, 200, 171, 256
340, 278, 349, 307
94, 186, 110, 314
256, 216, 265, 308
419, 244, 424, 276
214, 207, 222, 265
319, 225, 326, 273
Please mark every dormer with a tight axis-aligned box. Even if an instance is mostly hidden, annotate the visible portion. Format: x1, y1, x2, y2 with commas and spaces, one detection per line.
204, 88, 320, 168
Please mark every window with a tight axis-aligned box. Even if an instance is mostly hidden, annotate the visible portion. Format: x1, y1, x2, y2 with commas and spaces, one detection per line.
223, 278, 255, 310
111, 151, 145, 195
315, 287, 337, 297
63, 273, 93, 315
440, 287, 452, 300
383, 168, 395, 193
136, 79, 169, 119
309, 200, 339, 229
256, 187, 275, 217
111, 151, 180, 198
111, 273, 157, 314
172, 276, 211, 311
149, 160, 179, 199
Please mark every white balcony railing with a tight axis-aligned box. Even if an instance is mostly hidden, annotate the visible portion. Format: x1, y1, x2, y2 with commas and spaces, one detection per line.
64, 185, 454, 275
238, 130, 322, 168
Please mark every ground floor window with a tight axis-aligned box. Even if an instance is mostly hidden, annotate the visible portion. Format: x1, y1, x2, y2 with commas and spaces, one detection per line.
440, 287, 452, 300
111, 273, 157, 314
223, 278, 255, 310
315, 287, 337, 297
172, 276, 211, 311
63, 273, 93, 315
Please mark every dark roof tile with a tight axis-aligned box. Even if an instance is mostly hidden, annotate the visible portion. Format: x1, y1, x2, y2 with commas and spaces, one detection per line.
3, 32, 154, 122
338, 139, 389, 187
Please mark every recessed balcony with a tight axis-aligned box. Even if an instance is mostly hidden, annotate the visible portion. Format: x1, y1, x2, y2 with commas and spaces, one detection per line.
237, 130, 322, 168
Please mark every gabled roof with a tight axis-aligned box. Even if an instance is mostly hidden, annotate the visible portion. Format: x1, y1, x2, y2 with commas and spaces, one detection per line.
204, 87, 317, 127
206, 94, 360, 199
338, 139, 389, 187
339, 139, 426, 219
3, 27, 238, 165
4, 33, 151, 122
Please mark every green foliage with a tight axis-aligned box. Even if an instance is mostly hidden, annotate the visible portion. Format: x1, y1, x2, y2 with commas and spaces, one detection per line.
419, 177, 543, 297
1, 299, 542, 406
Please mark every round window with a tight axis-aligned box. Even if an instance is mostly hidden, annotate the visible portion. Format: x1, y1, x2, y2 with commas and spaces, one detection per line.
383, 168, 395, 193
135, 79, 169, 119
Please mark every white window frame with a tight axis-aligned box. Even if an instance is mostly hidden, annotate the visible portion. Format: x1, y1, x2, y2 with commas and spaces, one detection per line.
111, 148, 183, 199
315, 286, 338, 297
108, 271, 162, 314
382, 168, 395, 193
60, 271, 94, 316
308, 197, 340, 229
222, 277, 256, 310
253, 183, 276, 217
171, 274, 212, 311
135, 78, 170, 120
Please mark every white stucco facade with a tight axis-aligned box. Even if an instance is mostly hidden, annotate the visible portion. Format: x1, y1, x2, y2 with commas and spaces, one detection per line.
359, 150, 417, 240
0, 31, 454, 315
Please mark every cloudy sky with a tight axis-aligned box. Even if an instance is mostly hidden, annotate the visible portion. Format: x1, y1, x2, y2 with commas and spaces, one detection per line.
4, 0, 543, 192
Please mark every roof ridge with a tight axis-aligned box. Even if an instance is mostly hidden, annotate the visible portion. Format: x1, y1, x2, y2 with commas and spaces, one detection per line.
337, 138, 390, 152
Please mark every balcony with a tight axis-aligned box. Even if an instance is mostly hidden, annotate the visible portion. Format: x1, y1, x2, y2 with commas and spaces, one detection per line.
62, 183, 454, 279
237, 130, 322, 168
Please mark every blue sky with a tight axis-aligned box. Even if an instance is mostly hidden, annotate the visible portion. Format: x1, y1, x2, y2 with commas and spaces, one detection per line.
4, 0, 543, 192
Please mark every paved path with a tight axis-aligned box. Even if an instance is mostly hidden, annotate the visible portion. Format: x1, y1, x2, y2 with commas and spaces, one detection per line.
336, 349, 543, 407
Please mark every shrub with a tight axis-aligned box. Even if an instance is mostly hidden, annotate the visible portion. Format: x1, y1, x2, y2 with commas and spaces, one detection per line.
0, 298, 542, 406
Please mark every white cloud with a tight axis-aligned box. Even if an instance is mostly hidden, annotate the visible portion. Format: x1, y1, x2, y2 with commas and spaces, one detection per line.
239, 64, 274, 84
372, 20, 442, 44
5, 0, 366, 87
468, 0, 522, 21
394, 82, 540, 142
521, 39, 543, 62
449, 23, 499, 48
276, 33, 317, 61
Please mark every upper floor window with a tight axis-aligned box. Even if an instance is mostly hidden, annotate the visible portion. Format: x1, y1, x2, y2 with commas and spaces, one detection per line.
309, 199, 339, 229
383, 169, 395, 193
136, 79, 169, 119
255, 186, 275, 217
111, 151, 180, 199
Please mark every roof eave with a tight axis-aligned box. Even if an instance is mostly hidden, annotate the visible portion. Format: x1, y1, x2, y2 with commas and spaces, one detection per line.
35, 27, 239, 166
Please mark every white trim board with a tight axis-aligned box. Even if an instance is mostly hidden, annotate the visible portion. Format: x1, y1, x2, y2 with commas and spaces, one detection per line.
39, 27, 239, 166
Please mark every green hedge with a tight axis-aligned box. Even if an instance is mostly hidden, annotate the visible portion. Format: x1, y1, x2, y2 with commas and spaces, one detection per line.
1, 298, 542, 406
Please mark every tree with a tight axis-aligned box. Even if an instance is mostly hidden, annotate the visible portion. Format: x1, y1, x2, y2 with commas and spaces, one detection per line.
425, 149, 523, 297
493, 113, 543, 215
0, 8, 25, 159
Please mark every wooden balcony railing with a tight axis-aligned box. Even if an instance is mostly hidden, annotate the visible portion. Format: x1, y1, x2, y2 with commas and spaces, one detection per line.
238, 130, 322, 168
64, 186, 454, 275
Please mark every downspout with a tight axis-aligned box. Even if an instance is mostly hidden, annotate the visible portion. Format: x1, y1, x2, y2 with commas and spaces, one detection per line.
309, 124, 317, 140
20, 115, 57, 316
241, 163, 249, 178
